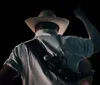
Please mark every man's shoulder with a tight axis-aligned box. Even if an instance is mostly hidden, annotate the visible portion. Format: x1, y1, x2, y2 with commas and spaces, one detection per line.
23, 38, 34, 44
14, 38, 34, 50
62, 35, 87, 44
62, 35, 80, 40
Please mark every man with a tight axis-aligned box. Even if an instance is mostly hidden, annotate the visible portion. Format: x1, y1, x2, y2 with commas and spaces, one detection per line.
0, 7, 100, 85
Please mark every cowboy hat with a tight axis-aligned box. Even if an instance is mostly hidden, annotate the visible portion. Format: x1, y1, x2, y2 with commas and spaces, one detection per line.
25, 10, 69, 35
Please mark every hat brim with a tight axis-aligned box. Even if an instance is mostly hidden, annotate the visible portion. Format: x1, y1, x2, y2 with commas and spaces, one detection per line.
25, 16, 69, 35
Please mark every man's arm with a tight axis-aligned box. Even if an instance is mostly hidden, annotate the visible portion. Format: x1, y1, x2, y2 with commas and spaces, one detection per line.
74, 5, 100, 54
78, 59, 93, 85
0, 64, 18, 85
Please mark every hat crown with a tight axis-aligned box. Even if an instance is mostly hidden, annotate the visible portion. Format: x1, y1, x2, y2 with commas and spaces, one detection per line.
39, 10, 56, 17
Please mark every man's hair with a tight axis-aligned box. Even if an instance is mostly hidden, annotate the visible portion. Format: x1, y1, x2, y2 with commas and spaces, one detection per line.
35, 21, 59, 32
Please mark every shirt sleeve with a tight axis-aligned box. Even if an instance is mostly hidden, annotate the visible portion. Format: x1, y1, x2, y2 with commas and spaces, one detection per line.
65, 36, 94, 58
3, 44, 22, 75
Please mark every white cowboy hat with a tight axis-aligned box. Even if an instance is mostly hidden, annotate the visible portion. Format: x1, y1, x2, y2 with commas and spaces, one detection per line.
25, 10, 69, 35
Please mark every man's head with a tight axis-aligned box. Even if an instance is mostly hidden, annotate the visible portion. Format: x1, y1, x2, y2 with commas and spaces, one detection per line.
25, 10, 69, 35
35, 21, 59, 32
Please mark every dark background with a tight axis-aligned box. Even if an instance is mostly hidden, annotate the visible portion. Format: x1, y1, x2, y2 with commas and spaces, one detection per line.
0, 1, 100, 85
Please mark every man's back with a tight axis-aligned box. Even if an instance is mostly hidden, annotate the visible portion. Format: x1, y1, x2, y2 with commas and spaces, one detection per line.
2, 29, 94, 85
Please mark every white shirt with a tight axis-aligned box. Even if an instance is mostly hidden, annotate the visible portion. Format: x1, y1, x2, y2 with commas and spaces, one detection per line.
4, 29, 94, 85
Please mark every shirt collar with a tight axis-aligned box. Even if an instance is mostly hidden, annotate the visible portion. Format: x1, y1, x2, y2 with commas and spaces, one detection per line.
35, 29, 58, 37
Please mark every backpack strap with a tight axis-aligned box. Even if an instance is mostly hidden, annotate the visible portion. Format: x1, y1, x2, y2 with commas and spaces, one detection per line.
25, 39, 49, 67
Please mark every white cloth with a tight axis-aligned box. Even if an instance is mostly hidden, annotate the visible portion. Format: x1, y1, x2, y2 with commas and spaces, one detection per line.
4, 29, 94, 85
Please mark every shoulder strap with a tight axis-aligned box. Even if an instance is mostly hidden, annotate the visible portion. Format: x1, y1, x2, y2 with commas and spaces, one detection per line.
25, 39, 49, 66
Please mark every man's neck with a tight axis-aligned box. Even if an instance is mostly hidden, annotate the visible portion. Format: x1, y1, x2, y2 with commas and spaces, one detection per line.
35, 29, 58, 37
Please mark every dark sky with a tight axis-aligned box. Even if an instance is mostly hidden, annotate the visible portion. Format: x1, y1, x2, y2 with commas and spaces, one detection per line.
1, 1, 100, 85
